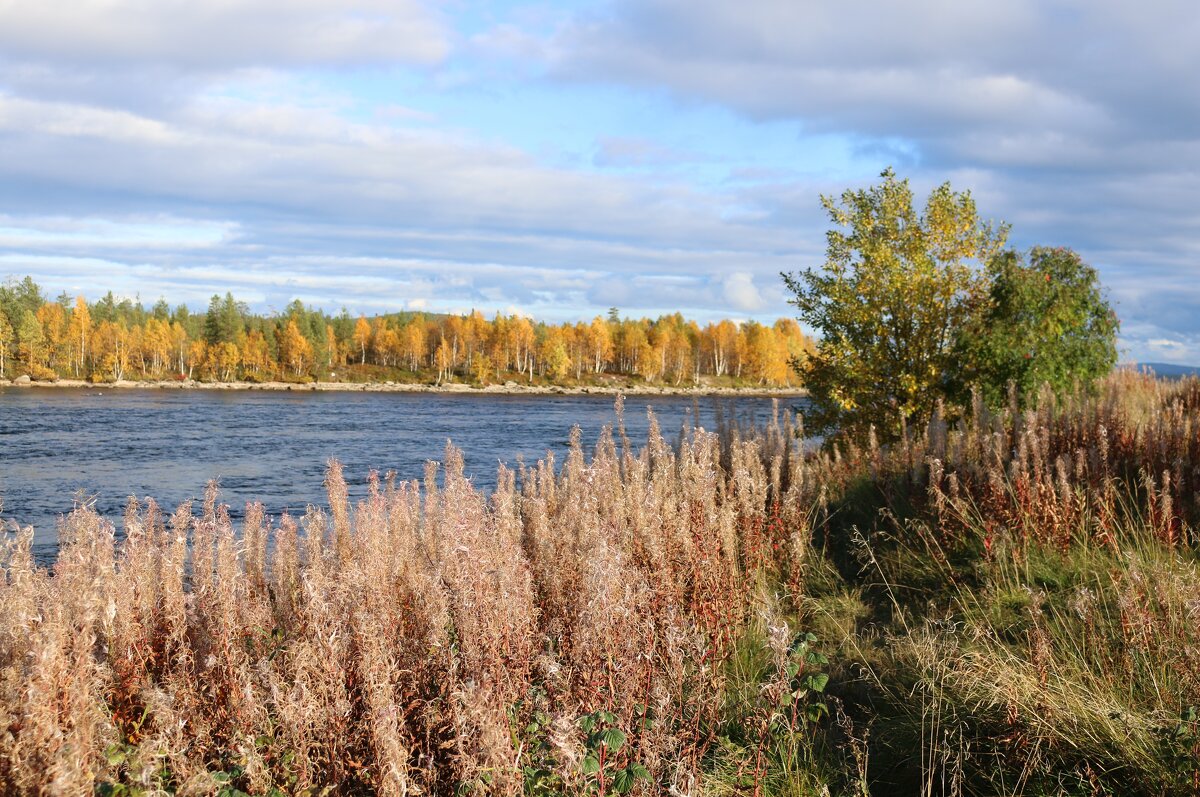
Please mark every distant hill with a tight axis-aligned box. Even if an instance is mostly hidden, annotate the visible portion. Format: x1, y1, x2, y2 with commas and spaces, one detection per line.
1126, 362, 1200, 379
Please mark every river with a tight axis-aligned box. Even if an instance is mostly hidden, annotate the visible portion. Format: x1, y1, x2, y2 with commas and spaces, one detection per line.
0, 387, 805, 561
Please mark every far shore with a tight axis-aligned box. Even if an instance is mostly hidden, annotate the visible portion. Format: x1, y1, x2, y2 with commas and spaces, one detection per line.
0, 376, 807, 398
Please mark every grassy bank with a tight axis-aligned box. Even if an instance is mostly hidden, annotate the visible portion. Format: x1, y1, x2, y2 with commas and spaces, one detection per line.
2, 372, 1199, 795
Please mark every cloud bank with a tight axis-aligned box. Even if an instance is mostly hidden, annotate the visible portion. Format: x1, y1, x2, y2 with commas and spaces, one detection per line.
0, 0, 1196, 360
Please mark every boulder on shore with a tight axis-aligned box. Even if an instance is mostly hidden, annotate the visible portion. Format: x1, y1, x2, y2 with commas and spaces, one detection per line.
13, 374, 31, 385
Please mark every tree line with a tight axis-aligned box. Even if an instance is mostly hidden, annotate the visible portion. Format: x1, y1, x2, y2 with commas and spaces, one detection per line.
0, 279, 814, 387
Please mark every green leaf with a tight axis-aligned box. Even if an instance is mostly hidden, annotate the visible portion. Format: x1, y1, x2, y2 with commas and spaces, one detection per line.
803, 672, 829, 693
103, 744, 128, 766
612, 767, 636, 794
581, 755, 601, 775
600, 728, 626, 752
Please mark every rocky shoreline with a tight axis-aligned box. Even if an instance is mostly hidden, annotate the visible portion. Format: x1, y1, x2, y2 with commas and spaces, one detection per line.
0, 375, 806, 398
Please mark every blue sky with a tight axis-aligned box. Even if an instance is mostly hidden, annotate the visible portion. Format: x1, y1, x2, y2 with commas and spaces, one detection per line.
0, 0, 1198, 362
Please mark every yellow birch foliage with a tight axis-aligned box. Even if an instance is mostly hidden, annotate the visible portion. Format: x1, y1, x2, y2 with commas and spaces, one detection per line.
278, 319, 313, 376
783, 168, 1006, 440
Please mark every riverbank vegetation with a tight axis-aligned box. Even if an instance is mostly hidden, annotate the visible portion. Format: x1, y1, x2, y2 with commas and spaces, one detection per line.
0, 172, 1157, 794
784, 169, 1118, 441
0, 277, 812, 389
2, 370, 1200, 795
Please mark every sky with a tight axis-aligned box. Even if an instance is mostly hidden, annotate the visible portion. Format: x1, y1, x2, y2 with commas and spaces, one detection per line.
0, 1, 1197, 363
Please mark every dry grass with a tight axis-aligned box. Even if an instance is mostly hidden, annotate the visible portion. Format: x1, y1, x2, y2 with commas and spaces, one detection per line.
0, 400, 831, 796
6, 370, 1200, 795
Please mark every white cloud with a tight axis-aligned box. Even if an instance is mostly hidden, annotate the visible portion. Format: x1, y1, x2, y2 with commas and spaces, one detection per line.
499, 0, 1200, 356
722, 272, 765, 312
0, 83, 814, 322
0, 0, 450, 70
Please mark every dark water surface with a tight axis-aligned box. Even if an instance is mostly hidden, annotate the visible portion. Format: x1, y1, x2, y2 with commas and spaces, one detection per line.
0, 387, 803, 560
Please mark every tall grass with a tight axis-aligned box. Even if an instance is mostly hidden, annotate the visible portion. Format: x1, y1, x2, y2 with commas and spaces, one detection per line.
4, 370, 1200, 795
0, 399, 830, 795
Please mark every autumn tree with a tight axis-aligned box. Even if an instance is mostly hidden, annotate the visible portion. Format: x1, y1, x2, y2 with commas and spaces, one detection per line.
278, 319, 313, 376
141, 317, 172, 375
37, 302, 68, 373
471, 353, 493, 385
704, 320, 739, 377
380, 324, 403, 368
443, 315, 465, 369
568, 323, 588, 380
511, 316, 536, 378
487, 314, 511, 374
241, 330, 271, 378
211, 341, 241, 381
400, 319, 426, 371
540, 328, 571, 381
353, 316, 371, 364
434, 338, 453, 384
586, 317, 613, 374
465, 311, 489, 367
741, 322, 789, 385
773, 318, 815, 387
324, 323, 340, 369
783, 168, 1006, 440
125, 324, 146, 377
186, 340, 206, 379
92, 320, 130, 381
618, 321, 651, 377
647, 315, 693, 384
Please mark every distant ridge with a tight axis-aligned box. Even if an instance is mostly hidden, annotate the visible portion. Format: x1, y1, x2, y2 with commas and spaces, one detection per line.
1125, 362, 1200, 379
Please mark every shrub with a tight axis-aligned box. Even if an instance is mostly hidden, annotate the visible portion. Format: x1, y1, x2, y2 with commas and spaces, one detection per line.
953, 246, 1119, 408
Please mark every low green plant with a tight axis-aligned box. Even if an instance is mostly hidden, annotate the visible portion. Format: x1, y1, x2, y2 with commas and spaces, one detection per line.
577, 711, 650, 796
94, 741, 174, 797
516, 703, 564, 797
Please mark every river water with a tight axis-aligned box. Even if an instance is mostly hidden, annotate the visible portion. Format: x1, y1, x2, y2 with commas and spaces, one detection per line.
0, 387, 804, 561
